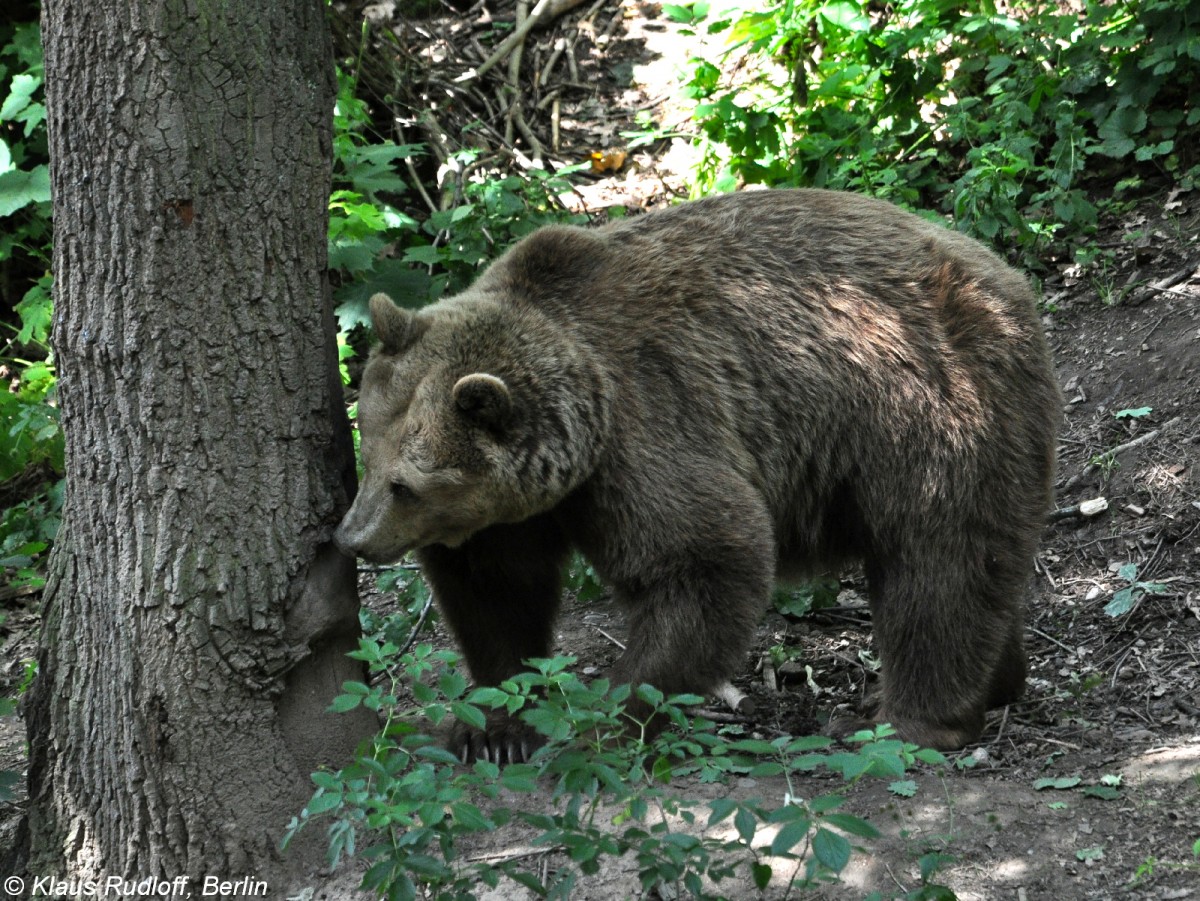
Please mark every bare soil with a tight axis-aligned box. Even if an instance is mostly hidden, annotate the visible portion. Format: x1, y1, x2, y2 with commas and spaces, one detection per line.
3, 3, 1199, 899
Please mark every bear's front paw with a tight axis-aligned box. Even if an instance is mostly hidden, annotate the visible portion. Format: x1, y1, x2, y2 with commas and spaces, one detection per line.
824, 712, 879, 745
447, 711, 545, 765
825, 709, 980, 751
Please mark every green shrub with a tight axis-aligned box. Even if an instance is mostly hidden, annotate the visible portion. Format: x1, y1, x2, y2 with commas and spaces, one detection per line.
2, 19, 59, 590
681, 0, 1199, 264
326, 65, 585, 337
287, 606, 951, 899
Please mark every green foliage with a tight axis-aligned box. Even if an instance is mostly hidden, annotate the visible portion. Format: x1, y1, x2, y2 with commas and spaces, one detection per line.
863, 849, 957, 900
288, 606, 949, 899
1033, 774, 1122, 800
1065, 669, 1104, 699
0, 622, 35, 801
326, 66, 584, 337
663, 1, 712, 27
0, 20, 48, 218
1115, 406, 1153, 420
565, 551, 604, 603
1, 480, 61, 590
1130, 843, 1200, 888
1104, 562, 1168, 618
0, 20, 51, 324
2, 19, 60, 591
772, 575, 840, 618
684, 0, 1200, 263
360, 563, 437, 651
0, 355, 60, 482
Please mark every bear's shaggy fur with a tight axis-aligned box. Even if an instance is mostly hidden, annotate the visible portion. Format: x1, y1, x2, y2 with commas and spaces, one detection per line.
335, 189, 1061, 761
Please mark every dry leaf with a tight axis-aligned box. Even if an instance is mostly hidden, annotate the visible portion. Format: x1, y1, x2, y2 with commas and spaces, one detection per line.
590, 149, 627, 173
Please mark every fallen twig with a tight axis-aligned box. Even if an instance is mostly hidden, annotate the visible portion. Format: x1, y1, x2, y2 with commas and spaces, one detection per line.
512, 101, 545, 165
1029, 627, 1075, 655
592, 625, 626, 650
397, 592, 435, 657
991, 704, 1011, 745
508, 0, 530, 88
761, 654, 779, 693
713, 681, 756, 716
1174, 696, 1200, 716
1047, 497, 1109, 522
1062, 417, 1179, 491
1126, 259, 1199, 306
460, 0, 555, 82
465, 845, 558, 865
539, 37, 566, 87
404, 155, 439, 214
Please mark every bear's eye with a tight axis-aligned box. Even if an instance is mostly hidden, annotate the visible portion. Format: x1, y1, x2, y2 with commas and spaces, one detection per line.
391, 481, 416, 501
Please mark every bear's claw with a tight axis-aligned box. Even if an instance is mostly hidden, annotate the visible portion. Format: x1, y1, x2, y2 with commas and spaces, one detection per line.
448, 714, 544, 765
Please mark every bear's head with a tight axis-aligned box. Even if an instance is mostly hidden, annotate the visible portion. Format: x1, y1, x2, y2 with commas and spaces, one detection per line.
334, 290, 608, 563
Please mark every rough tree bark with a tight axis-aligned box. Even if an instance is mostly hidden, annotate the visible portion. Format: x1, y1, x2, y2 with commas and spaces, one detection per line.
24, 0, 375, 889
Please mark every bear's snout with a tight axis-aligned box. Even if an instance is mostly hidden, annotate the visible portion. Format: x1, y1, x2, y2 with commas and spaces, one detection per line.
331, 520, 360, 559
332, 490, 393, 562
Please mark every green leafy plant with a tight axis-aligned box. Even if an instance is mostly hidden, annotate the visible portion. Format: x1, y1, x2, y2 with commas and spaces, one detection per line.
1065, 669, 1105, 699
1130, 843, 1200, 888
0, 21, 48, 219
1115, 406, 1153, 420
2, 19, 60, 590
663, 0, 712, 28
565, 551, 605, 604
326, 65, 585, 338
0, 633, 36, 801
683, 0, 1200, 264
287, 603, 950, 899
773, 575, 840, 619
1090, 255, 1129, 306
1033, 773, 1121, 800
1088, 450, 1120, 482
1104, 562, 1168, 617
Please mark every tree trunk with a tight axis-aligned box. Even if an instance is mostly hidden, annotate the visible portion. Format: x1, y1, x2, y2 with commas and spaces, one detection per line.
25, 0, 374, 888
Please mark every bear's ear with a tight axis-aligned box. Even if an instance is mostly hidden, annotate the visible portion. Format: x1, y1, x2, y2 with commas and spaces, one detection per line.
370, 292, 426, 353
453, 373, 513, 431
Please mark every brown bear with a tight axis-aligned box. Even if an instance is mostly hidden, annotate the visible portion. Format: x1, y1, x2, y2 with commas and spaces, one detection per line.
334, 188, 1060, 762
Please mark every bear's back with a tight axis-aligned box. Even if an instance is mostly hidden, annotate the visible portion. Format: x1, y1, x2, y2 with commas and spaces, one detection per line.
498, 189, 1050, 432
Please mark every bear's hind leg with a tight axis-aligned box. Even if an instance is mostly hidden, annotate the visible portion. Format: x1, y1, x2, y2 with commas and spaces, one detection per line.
417, 513, 569, 763
986, 616, 1028, 709
860, 549, 1028, 750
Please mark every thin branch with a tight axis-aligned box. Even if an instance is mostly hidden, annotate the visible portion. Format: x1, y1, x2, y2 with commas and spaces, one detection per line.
591, 626, 626, 650
459, 0, 556, 82
1029, 627, 1074, 655
1062, 417, 1179, 491
397, 592, 436, 657
1127, 259, 1199, 305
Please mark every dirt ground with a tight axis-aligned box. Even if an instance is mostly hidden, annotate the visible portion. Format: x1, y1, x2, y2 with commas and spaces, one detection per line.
3, 3, 1199, 899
